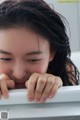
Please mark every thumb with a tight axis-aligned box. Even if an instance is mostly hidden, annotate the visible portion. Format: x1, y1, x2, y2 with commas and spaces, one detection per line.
25, 80, 29, 88
6, 80, 15, 89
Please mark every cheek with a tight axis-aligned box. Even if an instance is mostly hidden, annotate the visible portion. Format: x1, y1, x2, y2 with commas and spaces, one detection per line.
27, 62, 49, 74
0, 63, 10, 74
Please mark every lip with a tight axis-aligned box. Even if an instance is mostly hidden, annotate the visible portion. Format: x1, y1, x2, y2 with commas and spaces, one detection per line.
15, 82, 26, 89
12, 78, 29, 84
14, 80, 27, 84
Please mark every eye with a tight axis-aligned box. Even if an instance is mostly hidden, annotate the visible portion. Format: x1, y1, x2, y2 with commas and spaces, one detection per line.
0, 58, 12, 61
27, 59, 41, 62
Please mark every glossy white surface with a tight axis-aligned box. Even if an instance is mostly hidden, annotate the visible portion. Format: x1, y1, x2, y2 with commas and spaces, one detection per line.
0, 86, 80, 119
0, 86, 80, 105
71, 52, 80, 72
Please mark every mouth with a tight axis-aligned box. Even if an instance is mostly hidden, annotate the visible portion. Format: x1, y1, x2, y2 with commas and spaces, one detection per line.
15, 82, 26, 89
13, 78, 29, 84
15, 80, 26, 84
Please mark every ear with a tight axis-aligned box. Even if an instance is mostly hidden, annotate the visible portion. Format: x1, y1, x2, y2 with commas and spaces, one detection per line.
49, 51, 56, 62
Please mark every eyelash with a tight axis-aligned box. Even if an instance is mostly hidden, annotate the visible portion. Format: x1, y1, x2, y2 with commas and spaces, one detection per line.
27, 59, 41, 63
0, 58, 12, 61
0, 58, 41, 62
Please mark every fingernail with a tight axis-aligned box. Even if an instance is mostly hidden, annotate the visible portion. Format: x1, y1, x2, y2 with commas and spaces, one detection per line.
40, 98, 46, 103
4, 93, 9, 98
34, 98, 39, 102
49, 95, 53, 98
29, 97, 33, 101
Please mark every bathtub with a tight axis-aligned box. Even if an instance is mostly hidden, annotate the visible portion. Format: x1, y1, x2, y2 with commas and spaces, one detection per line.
0, 86, 80, 120
71, 51, 80, 72
0, 52, 80, 120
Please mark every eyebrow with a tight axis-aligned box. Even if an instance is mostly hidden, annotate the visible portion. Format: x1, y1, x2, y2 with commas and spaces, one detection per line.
26, 51, 43, 56
0, 50, 43, 56
0, 50, 12, 55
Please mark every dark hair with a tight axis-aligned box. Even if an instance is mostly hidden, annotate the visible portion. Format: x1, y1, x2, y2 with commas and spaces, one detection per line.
0, 0, 79, 85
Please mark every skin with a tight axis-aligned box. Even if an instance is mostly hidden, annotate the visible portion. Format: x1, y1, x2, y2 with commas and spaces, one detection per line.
0, 27, 62, 102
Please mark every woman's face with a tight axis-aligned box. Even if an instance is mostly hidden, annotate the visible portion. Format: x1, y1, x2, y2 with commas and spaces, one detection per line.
0, 28, 55, 84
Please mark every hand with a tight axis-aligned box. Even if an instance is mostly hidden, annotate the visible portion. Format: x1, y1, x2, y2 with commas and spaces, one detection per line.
25, 73, 63, 103
0, 74, 15, 98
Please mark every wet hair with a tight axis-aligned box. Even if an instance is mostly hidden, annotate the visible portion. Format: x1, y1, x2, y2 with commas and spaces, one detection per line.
0, 0, 79, 85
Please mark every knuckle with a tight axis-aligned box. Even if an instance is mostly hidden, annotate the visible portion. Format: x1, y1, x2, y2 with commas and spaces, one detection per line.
32, 72, 39, 77
36, 90, 41, 95
29, 80, 35, 84
55, 76, 63, 87
48, 74, 54, 77
56, 76, 62, 83
47, 79, 53, 84
56, 76, 61, 80
47, 76, 54, 84
43, 91, 48, 96
38, 79, 45, 84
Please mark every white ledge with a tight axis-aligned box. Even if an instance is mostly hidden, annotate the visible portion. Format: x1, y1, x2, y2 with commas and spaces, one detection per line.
0, 86, 80, 105
0, 86, 80, 119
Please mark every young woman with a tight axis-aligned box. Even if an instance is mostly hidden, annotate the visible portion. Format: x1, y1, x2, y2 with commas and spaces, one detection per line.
0, 0, 79, 102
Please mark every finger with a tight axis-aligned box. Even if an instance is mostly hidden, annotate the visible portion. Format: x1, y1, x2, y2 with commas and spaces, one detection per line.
49, 77, 62, 98
6, 80, 15, 89
0, 91, 1, 99
40, 76, 54, 102
25, 80, 28, 88
34, 76, 47, 102
27, 73, 39, 101
0, 79, 9, 98
0, 74, 9, 98
0, 74, 9, 80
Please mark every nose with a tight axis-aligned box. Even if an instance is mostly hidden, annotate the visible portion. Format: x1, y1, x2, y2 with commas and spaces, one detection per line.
12, 64, 26, 80
13, 71, 26, 80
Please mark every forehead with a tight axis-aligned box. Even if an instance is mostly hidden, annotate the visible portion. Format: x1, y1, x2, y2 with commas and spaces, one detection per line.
0, 28, 50, 55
